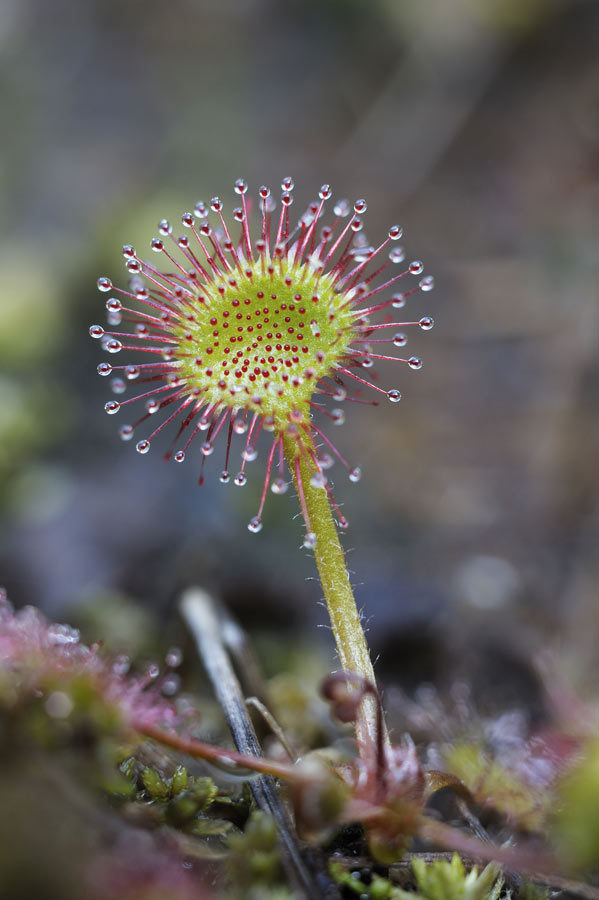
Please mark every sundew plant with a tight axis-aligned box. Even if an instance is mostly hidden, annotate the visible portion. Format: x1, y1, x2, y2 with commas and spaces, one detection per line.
0, 177, 594, 899
80, 177, 599, 894
90, 178, 434, 756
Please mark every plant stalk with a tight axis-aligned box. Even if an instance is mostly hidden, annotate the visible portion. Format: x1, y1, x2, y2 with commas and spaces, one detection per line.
284, 435, 389, 757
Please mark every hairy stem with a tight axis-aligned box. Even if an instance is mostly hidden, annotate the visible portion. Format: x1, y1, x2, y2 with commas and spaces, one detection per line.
284, 434, 389, 756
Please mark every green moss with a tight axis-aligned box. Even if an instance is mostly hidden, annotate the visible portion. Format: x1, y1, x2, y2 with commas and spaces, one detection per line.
331, 853, 504, 900
226, 811, 284, 895
551, 739, 599, 872
444, 742, 548, 831
408, 854, 503, 900
141, 765, 171, 801
171, 764, 188, 795
516, 880, 550, 900
330, 863, 397, 898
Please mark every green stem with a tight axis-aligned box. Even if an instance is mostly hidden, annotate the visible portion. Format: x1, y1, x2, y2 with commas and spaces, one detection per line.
284, 435, 389, 757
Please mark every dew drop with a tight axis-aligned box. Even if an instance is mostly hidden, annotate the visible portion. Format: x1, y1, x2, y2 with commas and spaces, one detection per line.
338, 516, 349, 529
211, 197, 223, 212
181, 212, 194, 227
126, 259, 142, 274
242, 447, 258, 462
354, 199, 367, 214
47, 624, 80, 645
97, 277, 112, 292
106, 339, 122, 354
107, 311, 122, 326
122, 245, 135, 259
151, 237, 164, 252
219, 470, 230, 483
125, 365, 140, 380
233, 207, 244, 222
174, 450, 185, 462
419, 316, 434, 330
136, 439, 150, 454
310, 472, 327, 489
271, 477, 288, 495
106, 298, 122, 312
303, 532, 317, 550
119, 424, 134, 441
97, 363, 112, 376
234, 473, 247, 487
310, 320, 321, 338
387, 390, 402, 403
320, 453, 334, 470
419, 275, 435, 292
392, 293, 406, 308
389, 246, 406, 265
388, 225, 403, 240
259, 185, 271, 199
166, 647, 183, 667
332, 386, 346, 401
162, 673, 180, 697
248, 516, 262, 533
409, 260, 424, 275
361, 357, 374, 368
194, 201, 209, 218
350, 217, 362, 232
319, 184, 332, 200
331, 408, 345, 425
263, 416, 275, 432
234, 178, 247, 195
201, 442, 214, 456
158, 219, 172, 236
393, 332, 407, 347
89, 325, 104, 339
349, 466, 362, 483
233, 419, 248, 435
408, 356, 422, 370
281, 176, 294, 191
146, 663, 160, 680
112, 654, 130, 676
105, 400, 120, 415
145, 399, 160, 414
111, 377, 126, 394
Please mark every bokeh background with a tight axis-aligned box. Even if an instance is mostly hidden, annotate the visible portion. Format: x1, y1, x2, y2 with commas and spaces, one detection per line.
1, 0, 597, 712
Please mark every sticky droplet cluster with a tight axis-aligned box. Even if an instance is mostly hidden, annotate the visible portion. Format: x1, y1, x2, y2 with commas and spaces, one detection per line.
91, 178, 434, 544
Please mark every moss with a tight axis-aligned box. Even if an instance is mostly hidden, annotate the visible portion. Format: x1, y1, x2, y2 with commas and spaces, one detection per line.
331, 854, 504, 900
551, 739, 599, 873
226, 811, 284, 896
444, 742, 549, 831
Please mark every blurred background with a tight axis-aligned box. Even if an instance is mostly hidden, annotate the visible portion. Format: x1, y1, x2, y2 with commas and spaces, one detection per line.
0, 0, 597, 712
